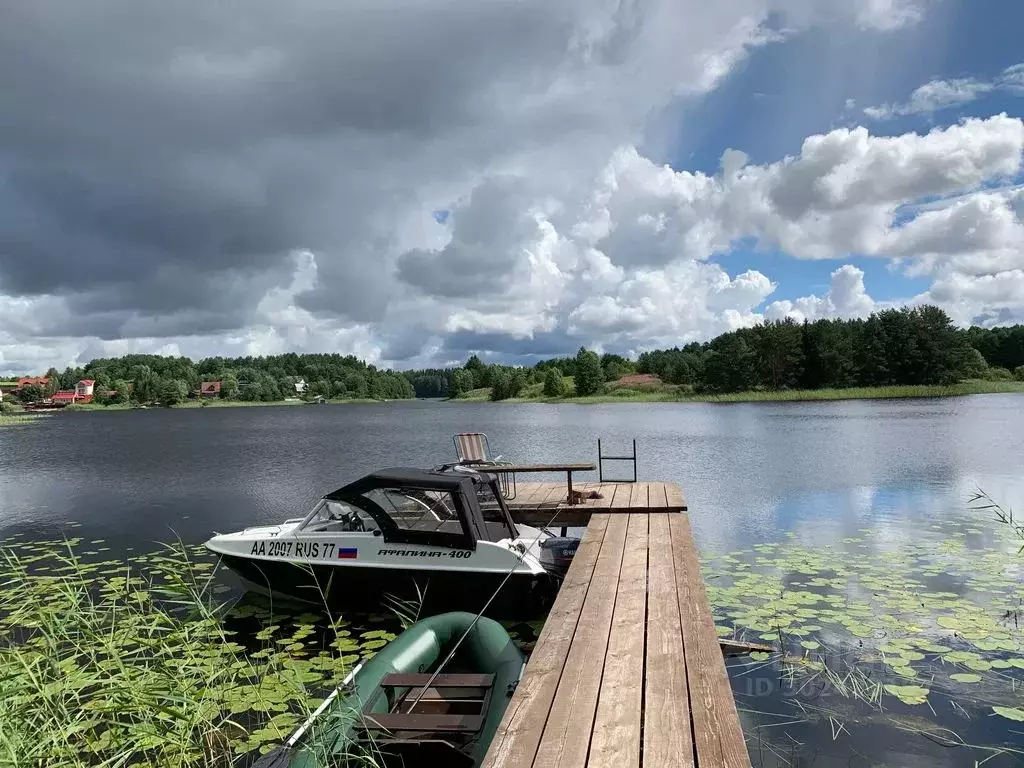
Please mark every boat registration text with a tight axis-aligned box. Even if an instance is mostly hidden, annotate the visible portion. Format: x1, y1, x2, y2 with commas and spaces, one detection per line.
250, 541, 340, 558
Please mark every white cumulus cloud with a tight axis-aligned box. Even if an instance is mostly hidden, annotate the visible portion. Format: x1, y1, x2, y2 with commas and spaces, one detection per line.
864, 62, 1024, 120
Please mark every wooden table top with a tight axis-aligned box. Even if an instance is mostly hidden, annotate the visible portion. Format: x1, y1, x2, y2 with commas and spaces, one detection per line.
486, 463, 597, 473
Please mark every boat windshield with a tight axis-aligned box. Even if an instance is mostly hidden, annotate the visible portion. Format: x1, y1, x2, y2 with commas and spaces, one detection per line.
356, 484, 516, 544
359, 488, 457, 531
300, 498, 380, 534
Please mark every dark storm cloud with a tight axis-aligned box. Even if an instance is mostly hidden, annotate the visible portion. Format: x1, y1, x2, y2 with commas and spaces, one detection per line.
0, 0, 580, 335
395, 176, 543, 299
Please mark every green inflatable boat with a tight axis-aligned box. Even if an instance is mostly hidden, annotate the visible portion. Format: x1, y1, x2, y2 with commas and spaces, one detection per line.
254, 611, 526, 768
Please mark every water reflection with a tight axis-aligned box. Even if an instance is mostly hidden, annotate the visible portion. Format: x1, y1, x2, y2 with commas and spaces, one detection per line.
2, 396, 1024, 765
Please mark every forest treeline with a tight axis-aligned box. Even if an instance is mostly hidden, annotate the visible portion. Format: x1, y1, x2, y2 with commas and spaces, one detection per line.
10, 352, 414, 405
406, 307, 1024, 399
8, 306, 1024, 406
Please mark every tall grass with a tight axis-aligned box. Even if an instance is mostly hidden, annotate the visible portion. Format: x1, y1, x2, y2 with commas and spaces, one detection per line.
0, 414, 39, 426
0, 540, 378, 767
969, 489, 1024, 553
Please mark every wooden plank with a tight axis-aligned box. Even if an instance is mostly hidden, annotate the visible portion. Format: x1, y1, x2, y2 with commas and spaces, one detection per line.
512, 483, 546, 507
671, 515, 749, 768
508, 482, 686, 525
587, 514, 648, 768
665, 483, 688, 512
587, 483, 620, 509
642, 514, 694, 768
481, 515, 610, 768
629, 483, 649, 509
611, 484, 633, 513
541, 482, 567, 505
650, 482, 669, 511
532, 514, 629, 768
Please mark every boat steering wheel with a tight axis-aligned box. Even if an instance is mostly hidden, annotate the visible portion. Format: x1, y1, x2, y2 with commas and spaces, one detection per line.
328, 505, 365, 532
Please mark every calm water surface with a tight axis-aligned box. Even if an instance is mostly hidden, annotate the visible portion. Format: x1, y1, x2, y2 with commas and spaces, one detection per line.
3, 396, 1024, 766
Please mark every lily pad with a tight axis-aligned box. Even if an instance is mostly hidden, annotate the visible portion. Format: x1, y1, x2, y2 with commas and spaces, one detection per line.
949, 673, 982, 683
992, 707, 1024, 722
883, 685, 930, 705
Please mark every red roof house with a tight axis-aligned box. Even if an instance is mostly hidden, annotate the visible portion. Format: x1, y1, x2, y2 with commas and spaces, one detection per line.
76, 379, 95, 396
200, 381, 222, 398
17, 377, 50, 389
51, 391, 93, 405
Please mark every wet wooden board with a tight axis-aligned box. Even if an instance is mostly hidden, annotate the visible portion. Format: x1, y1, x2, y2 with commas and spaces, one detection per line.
531, 514, 628, 768
481, 507, 749, 768
481, 516, 610, 768
671, 514, 750, 767
587, 513, 647, 768
506, 481, 686, 526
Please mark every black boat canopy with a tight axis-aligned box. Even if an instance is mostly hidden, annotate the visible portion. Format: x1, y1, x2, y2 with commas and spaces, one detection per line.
324, 467, 495, 499
320, 467, 514, 550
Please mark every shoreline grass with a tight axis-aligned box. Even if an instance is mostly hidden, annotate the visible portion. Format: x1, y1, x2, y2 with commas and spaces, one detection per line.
58, 397, 388, 412
450, 380, 1024, 405
0, 414, 42, 427
0, 538, 378, 767
170, 397, 385, 408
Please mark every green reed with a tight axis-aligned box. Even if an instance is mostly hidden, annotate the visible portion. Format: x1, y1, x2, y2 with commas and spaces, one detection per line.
0, 537, 385, 767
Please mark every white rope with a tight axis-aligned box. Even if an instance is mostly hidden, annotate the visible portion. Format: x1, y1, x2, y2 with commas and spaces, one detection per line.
402, 484, 566, 714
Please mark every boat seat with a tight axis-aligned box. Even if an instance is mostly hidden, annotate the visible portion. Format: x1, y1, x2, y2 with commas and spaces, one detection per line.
357, 672, 496, 736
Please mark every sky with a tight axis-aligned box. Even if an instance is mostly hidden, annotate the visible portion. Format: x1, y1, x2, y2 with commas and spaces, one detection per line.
1, 0, 1023, 375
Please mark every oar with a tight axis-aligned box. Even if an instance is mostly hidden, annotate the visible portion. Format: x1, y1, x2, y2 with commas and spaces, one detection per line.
252, 662, 364, 767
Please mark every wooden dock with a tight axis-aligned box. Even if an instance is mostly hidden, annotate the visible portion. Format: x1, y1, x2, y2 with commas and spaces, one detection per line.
485, 482, 750, 768
504, 480, 687, 526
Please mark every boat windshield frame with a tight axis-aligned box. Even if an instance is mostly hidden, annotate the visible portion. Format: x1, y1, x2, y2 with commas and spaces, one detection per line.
315, 468, 519, 550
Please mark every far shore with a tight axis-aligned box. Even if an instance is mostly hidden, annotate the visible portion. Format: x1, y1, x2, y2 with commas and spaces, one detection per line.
61, 397, 386, 411
449, 379, 1024, 405
5, 379, 1023, 423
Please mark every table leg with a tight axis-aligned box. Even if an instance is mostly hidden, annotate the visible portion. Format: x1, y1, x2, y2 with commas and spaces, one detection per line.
566, 470, 574, 505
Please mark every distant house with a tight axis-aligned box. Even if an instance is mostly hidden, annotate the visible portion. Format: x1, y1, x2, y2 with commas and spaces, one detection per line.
294, 378, 307, 394
17, 376, 50, 389
51, 390, 93, 406
76, 379, 95, 397
200, 381, 222, 398
0, 380, 19, 404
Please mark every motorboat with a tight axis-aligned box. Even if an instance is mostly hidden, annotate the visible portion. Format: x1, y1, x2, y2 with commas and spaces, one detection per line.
205, 467, 580, 617
253, 611, 525, 768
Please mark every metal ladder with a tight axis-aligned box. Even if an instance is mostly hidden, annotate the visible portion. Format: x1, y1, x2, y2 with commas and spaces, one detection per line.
597, 438, 637, 482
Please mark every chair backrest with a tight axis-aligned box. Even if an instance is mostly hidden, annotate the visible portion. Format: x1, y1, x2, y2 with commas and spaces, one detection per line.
454, 432, 490, 464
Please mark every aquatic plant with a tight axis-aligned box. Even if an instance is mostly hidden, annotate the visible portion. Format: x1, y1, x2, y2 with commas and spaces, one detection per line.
705, 513, 1024, 764
0, 535, 395, 766
970, 488, 1024, 553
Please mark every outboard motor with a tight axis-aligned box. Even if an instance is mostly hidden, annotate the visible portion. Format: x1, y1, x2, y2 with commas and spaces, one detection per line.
538, 536, 581, 577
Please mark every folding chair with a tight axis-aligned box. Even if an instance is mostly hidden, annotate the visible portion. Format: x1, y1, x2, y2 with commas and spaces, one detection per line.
451, 432, 514, 498
453, 432, 501, 465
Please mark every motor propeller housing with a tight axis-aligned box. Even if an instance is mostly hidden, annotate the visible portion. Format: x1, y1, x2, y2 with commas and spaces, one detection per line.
537, 536, 580, 576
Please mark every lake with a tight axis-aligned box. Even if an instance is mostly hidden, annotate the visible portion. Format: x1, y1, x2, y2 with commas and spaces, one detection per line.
3, 395, 1024, 766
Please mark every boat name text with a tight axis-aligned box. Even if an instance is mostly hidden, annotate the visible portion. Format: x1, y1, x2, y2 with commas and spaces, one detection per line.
377, 548, 472, 559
